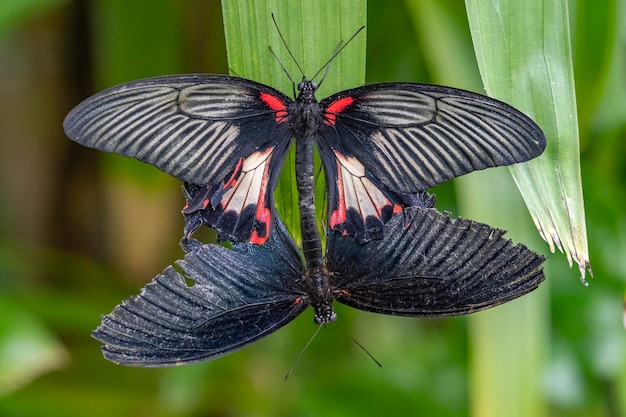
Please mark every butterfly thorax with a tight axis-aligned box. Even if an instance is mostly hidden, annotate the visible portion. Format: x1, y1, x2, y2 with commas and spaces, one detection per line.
294, 92, 325, 269
304, 265, 338, 325
289, 78, 323, 137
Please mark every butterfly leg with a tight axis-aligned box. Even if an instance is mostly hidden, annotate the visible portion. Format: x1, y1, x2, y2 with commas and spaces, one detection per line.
181, 213, 204, 253
180, 183, 212, 252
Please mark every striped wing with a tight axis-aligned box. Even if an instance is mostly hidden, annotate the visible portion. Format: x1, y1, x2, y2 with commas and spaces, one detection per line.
64, 74, 293, 186
326, 207, 545, 317
92, 216, 306, 367
318, 83, 546, 193
64, 74, 293, 243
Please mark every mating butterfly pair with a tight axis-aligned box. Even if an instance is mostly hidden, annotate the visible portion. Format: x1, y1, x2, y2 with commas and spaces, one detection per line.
64, 36, 547, 366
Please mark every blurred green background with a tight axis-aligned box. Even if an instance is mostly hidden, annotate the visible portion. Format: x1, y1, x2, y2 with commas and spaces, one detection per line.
0, 0, 624, 416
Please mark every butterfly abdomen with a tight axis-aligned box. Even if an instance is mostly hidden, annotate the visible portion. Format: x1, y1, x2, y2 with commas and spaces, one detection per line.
302, 265, 338, 325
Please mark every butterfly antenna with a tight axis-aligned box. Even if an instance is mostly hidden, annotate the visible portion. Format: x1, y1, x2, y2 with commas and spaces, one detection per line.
271, 13, 306, 79
284, 324, 323, 380
351, 336, 382, 368
269, 45, 297, 97
334, 326, 382, 368
311, 25, 366, 86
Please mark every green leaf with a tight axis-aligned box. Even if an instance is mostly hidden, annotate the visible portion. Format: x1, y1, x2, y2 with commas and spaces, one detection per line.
220, 0, 366, 244
405, 3, 549, 417
465, 0, 591, 283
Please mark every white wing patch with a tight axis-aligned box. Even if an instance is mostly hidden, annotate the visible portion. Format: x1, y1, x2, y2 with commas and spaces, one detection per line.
330, 151, 401, 231
220, 148, 273, 244
221, 149, 272, 212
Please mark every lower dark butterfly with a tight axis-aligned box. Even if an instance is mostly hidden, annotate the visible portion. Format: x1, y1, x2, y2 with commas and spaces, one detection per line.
92, 206, 545, 366
64, 56, 546, 248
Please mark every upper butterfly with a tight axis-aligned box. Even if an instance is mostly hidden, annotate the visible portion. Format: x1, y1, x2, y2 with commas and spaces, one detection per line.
64, 72, 545, 246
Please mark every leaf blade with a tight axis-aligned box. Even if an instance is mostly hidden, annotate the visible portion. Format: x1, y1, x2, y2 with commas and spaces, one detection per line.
221, 0, 366, 244
465, 0, 591, 283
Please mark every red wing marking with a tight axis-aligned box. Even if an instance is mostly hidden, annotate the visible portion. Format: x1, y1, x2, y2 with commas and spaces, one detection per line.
260, 92, 288, 124
329, 160, 347, 229
250, 207, 271, 244
182, 185, 217, 214
220, 147, 274, 244
324, 96, 354, 126
223, 157, 244, 189
249, 148, 273, 244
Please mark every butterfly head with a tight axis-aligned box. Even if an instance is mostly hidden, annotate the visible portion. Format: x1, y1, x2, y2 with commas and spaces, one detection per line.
313, 302, 337, 325
296, 77, 319, 104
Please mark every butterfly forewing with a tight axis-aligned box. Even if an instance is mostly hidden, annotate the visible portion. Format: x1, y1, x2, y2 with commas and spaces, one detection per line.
317, 83, 546, 193
64, 74, 293, 186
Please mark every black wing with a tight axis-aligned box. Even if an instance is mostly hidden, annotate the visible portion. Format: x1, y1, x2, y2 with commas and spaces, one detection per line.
317, 83, 546, 194
64, 74, 293, 243
326, 207, 545, 317
92, 218, 306, 366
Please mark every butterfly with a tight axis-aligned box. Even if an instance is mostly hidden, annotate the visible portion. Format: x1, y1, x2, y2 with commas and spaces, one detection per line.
91, 205, 545, 366
63, 72, 546, 248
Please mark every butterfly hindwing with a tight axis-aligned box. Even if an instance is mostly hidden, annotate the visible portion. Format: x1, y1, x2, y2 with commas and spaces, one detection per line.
319, 147, 430, 242
92, 216, 306, 366
317, 83, 547, 194
326, 206, 545, 317
182, 141, 291, 245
